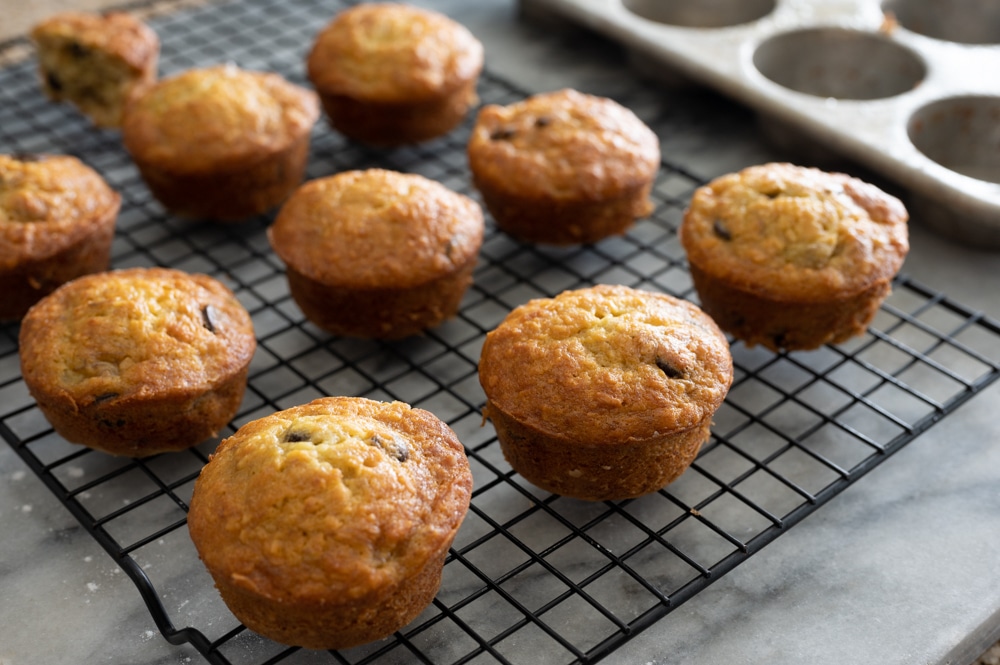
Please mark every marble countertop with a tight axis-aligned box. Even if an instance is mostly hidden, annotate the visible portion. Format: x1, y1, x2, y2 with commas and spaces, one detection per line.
3, 1, 1000, 664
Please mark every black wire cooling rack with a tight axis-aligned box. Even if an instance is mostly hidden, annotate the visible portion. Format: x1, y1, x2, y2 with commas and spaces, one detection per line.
3, 0, 1000, 663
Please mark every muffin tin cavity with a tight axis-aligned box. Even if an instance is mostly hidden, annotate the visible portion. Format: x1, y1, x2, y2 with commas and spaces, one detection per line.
883, 0, 1000, 45
622, 0, 776, 29
522, 0, 1000, 246
753, 28, 925, 100
908, 95, 1000, 185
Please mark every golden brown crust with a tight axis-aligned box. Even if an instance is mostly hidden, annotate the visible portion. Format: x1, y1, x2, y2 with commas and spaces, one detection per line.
680, 162, 909, 350
467, 89, 660, 244
0, 154, 120, 319
306, 3, 483, 145
479, 284, 732, 500
269, 169, 484, 338
19, 267, 256, 456
187, 396, 473, 649
31, 11, 159, 127
121, 64, 319, 220
122, 64, 318, 174
307, 3, 483, 103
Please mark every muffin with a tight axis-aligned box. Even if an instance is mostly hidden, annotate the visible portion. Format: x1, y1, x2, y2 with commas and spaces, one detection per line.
121, 64, 319, 221
467, 88, 660, 245
31, 11, 159, 128
187, 396, 473, 649
306, 3, 483, 146
478, 284, 733, 501
19, 267, 256, 457
679, 162, 910, 352
268, 169, 484, 339
0, 153, 120, 321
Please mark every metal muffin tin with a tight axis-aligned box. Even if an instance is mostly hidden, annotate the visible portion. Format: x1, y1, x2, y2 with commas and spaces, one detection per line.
519, 0, 1000, 247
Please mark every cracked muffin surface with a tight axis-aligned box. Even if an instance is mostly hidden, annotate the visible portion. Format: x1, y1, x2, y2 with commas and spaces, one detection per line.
19, 267, 255, 456
187, 396, 472, 649
681, 162, 909, 301
479, 284, 732, 500
480, 284, 732, 443
680, 162, 909, 351
0, 153, 120, 319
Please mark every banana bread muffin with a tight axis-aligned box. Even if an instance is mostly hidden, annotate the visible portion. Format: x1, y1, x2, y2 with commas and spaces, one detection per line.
467, 88, 660, 245
479, 284, 733, 501
0, 153, 120, 321
268, 169, 484, 339
187, 396, 473, 649
19, 267, 256, 457
121, 63, 319, 221
31, 11, 159, 128
306, 2, 483, 146
680, 162, 910, 351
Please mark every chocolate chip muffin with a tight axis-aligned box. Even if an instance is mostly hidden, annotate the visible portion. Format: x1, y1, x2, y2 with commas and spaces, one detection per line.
680, 162, 910, 351
307, 2, 483, 145
479, 284, 733, 501
31, 11, 159, 128
467, 88, 661, 245
0, 153, 120, 321
268, 169, 484, 339
19, 267, 256, 457
122, 64, 319, 221
187, 396, 473, 649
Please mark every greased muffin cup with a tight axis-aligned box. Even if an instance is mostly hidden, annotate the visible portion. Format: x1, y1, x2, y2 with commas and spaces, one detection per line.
479, 284, 733, 501
307, 2, 483, 146
121, 63, 319, 221
31, 11, 159, 128
268, 168, 484, 339
467, 88, 660, 245
19, 267, 256, 457
680, 162, 910, 352
0, 153, 120, 321
187, 396, 473, 650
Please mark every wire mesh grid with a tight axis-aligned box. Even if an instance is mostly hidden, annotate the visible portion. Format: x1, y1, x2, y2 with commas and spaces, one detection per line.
3, 0, 1000, 663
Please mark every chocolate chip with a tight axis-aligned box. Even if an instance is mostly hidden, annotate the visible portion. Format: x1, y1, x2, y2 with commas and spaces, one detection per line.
369, 434, 409, 463
490, 127, 515, 141
534, 115, 552, 127
12, 153, 45, 163
93, 392, 119, 404
284, 430, 311, 443
656, 357, 684, 379
712, 219, 731, 241
45, 71, 62, 92
201, 305, 217, 334
67, 41, 89, 59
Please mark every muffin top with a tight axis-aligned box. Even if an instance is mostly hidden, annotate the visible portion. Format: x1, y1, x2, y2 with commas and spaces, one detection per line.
187, 396, 472, 604
467, 89, 661, 201
268, 169, 484, 288
0, 154, 120, 268
122, 64, 319, 173
680, 162, 909, 301
31, 11, 159, 74
479, 284, 733, 445
19, 267, 256, 405
306, 3, 483, 103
